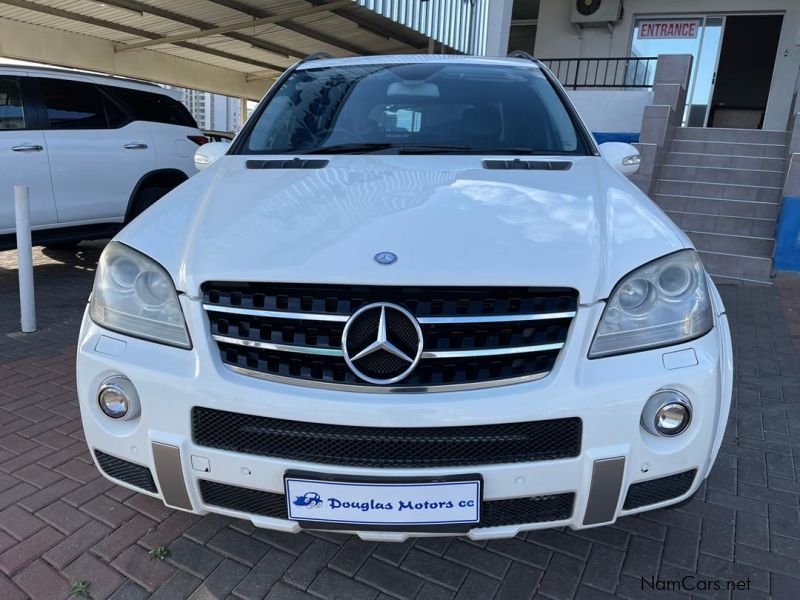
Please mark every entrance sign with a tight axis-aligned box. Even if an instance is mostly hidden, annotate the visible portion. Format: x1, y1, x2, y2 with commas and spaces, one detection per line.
639, 20, 699, 39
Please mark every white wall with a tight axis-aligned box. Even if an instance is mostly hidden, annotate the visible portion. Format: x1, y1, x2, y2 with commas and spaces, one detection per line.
534, 0, 800, 130
567, 89, 653, 134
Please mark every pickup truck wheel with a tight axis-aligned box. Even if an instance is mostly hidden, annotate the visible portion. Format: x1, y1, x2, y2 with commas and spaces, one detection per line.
130, 186, 169, 220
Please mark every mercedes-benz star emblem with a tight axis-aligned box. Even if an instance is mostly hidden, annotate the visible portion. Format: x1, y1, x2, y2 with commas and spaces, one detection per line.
373, 251, 398, 266
342, 302, 423, 385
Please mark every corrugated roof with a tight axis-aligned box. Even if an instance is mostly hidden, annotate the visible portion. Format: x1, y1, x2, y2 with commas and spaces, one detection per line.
0, 0, 438, 77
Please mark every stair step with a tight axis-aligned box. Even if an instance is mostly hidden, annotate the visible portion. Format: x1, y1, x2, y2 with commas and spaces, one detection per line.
697, 250, 772, 282
664, 211, 776, 238
653, 194, 780, 219
686, 231, 774, 258
669, 139, 787, 158
659, 164, 784, 187
672, 127, 789, 145
654, 179, 782, 203
663, 152, 787, 171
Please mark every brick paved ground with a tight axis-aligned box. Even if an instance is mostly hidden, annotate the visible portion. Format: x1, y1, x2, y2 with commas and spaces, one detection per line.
0, 242, 799, 600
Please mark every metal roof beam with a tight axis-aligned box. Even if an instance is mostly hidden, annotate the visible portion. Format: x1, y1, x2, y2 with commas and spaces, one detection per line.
206, 0, 371, 55
0, 0, 288, 72
96, 0, 299, 59
114, 1, 352, 52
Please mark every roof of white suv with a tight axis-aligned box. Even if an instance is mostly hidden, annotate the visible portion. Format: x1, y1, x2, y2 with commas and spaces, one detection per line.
0, 64, 179, 98
294, 54, 542, 71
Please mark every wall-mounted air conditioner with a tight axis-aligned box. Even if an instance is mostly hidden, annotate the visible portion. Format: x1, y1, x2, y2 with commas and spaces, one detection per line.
570, 0, 623, 25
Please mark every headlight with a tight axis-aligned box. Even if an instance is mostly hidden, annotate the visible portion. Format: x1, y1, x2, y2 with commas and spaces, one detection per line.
89, 242, 191, 348
589, 250, 712, 358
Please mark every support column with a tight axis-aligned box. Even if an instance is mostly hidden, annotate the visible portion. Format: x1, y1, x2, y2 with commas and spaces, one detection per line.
483, 0, 514, 57
774, 112, 800, 271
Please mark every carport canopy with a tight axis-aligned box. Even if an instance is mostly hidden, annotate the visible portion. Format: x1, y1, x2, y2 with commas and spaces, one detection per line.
0, 0, 435, 100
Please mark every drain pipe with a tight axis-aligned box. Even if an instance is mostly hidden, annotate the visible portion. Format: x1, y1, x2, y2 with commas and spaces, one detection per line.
14, 185, 36, 333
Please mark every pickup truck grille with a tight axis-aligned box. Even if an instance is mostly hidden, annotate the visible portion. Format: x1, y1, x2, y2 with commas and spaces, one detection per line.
202, 283, 577, 391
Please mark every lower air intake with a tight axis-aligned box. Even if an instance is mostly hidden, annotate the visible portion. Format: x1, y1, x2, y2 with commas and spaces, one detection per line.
623, 469, 696, 510
94, 450, 157, 493
198, 480, 574, 529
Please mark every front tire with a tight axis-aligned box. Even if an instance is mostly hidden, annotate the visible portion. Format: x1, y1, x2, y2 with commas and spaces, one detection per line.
129, 186, 169, 220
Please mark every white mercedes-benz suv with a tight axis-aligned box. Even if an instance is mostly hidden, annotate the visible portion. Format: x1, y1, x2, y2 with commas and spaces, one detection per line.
77, 54, 732, 541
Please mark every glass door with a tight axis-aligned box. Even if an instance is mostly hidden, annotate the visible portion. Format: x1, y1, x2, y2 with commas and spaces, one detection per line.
630, 16, 726, 126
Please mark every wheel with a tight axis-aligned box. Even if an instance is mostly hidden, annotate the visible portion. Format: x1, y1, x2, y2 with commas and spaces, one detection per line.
129, 186, 169, 220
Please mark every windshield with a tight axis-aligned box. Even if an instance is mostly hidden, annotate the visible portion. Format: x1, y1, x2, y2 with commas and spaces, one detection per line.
239, 62, 590, 155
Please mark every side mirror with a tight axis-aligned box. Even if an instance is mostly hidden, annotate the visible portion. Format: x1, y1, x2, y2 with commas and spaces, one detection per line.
194, 142, 229, 171
598, 142, 641, 176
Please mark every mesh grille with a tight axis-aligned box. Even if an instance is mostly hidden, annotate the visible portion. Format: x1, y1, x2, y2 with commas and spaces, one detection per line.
203, 283, 577, 390
192, 407, 582, 468
94, 450, 157, 493
198, 480, 574, 529
623, 470, 696, 510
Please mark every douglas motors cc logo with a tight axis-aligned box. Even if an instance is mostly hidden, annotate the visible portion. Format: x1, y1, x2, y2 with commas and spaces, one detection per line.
292, 492, 323, 509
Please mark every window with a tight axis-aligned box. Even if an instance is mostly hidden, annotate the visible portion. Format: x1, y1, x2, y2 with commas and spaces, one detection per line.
242, 62, 587, 155
104, 86, 197, 127
39, 78, 107, 130
0, 77, 26, 130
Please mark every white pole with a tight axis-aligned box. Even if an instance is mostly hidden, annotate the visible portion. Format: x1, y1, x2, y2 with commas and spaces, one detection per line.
14, 185, 36, 333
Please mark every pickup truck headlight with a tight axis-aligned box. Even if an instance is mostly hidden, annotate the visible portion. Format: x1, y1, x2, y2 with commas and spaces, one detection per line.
89, 242, 191, 349
589, 250, 712, 358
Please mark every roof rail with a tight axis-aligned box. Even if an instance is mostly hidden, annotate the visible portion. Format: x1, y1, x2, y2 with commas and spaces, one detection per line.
301, 52, 336, 63
507, 50, 537, 62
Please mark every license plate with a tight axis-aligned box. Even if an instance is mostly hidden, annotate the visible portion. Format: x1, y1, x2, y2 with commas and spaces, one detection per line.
284, 472, 481, 529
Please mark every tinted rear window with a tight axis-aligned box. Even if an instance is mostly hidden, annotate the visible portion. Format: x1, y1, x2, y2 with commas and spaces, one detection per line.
39, 78, 107, 130
104, 86, 196, 127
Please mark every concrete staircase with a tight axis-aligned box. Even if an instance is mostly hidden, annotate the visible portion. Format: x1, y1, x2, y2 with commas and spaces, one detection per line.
651, 127, 789, 283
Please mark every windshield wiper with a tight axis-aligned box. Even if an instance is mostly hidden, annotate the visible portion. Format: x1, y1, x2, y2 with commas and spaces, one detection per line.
303, 143, 470, 155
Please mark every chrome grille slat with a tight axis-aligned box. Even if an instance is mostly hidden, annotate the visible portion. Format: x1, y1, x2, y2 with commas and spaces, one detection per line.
203, 283, 577, 391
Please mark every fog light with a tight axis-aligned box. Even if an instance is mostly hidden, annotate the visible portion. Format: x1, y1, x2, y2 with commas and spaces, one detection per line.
97, 376, 140, 420
641, 390, 691, 437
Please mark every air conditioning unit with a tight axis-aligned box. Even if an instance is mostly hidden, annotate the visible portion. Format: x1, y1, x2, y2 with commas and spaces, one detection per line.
571, 0, 622, 25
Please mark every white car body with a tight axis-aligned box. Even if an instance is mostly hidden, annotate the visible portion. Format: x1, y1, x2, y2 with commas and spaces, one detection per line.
0, 66, 202, 248
77, 55, 733, 541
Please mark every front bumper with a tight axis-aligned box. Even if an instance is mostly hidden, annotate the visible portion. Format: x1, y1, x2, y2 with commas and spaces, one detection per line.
76, 290, 732, 541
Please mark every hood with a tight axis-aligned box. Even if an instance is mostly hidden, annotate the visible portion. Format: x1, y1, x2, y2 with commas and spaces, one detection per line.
118, 155, 688, 304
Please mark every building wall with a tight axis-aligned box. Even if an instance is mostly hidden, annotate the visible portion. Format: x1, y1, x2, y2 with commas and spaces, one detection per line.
566, 89, 653, 143
534, 0, 800, 130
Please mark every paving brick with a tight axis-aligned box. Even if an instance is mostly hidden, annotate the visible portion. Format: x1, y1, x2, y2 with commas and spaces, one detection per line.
124, 493, 173, 522
0, 572, 26, 600
356, 557, 424, 599
36, 500, 92, 534
80, 494, 136, 529
622, 536, 662, 578
454, 571, 498, 600
0, 525, 64, 576
0, 505, 45, 540
283, 538, 338, 589
184, 513, 234, 545
150, 571, 202, 600
108, 581, 149, 600
167, 536, 224, 578
264, 582, 315, 599
538, 552, 583, 600
62, 553, 125, 600
62, 476, 116, 508
310, 568, 378, 600
699, 518, 734, 560
139, 511, 200, 550
18, 477, 81, 512
580, 544, 624, 593
527, 529, 592, 560
43, 520, 111, 569
486, 537, 551, 568
93, 514, 156, 561
400, 549, 467, 591
371, 539, 414, 566
661, 526, 699, 570
11, 559, 67, 600
232, 548, 295, 600
187, 558, 248, 600
112, 545, 177, 592
207, 526, 269, 567
12, 463, 64, 489
329, 538, 378, 576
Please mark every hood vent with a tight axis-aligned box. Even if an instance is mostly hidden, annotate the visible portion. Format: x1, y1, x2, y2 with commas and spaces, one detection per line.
483, 159, 572, 171
246, 158, 329, 169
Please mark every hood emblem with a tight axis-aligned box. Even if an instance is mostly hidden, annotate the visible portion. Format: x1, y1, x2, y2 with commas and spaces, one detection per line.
373, 251, 398, 266
341, 303, 423, 385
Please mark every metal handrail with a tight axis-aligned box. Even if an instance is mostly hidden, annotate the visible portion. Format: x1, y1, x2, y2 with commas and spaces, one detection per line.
538, 56, 658, 90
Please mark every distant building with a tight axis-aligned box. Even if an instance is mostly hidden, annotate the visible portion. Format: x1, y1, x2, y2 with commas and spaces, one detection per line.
167, 87, 242, 133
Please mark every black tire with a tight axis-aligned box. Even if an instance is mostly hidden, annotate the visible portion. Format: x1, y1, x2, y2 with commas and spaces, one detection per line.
129, 186, 169, 220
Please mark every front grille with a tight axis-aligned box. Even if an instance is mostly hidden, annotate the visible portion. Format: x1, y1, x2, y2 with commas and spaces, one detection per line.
202, 283, 577, 391
94, 450, 157, 493
191, 407, 582, 468
198, 480, 575, 528
623, 470, 696, 510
